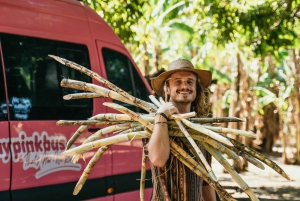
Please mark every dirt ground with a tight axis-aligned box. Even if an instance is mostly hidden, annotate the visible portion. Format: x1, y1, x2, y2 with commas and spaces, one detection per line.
212, 152, 300, 201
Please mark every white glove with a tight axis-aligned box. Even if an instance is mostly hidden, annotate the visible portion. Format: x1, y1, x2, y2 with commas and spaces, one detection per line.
156, 102, 179, 119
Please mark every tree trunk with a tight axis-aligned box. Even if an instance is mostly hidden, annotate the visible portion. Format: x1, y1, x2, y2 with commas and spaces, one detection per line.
153, 46, 161, 72
142, 42, 149, 76
291, 49, 300, 164
261, 103, 280, 152
229, 53, 249, 172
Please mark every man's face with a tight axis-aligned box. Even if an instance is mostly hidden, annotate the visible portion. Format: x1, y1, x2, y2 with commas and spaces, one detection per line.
165, 71, 197, 104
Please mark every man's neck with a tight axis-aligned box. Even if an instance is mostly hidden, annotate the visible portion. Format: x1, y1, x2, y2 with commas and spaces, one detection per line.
172, 102, 191, 114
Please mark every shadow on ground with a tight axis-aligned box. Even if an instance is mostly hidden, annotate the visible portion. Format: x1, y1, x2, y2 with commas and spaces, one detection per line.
230, 186, 300, 200
213, 152, 300, 201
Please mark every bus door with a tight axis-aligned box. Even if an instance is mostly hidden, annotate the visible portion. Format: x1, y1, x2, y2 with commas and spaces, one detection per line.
96, 40, 153, 200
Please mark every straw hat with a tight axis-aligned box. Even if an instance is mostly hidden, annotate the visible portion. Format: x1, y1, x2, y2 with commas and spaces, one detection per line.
151, 59, 212, 96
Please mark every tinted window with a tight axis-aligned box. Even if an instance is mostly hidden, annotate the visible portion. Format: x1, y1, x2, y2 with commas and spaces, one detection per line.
102, 48, 149, 112
1, 33, 92, 120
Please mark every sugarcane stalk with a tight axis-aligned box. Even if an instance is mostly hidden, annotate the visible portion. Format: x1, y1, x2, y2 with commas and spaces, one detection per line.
103, 102, 154, 131
60, 113, 157, 127
200, 125, 256, 138
228, 138, 290, 180
92, 112, 196, 122
119, 125, 145, 134
93, 113, 156, 123
181, 118, 233, 147
94, 102, 215, 185
190, 133, 241, 164
72, 123, 133, 163
226, 146, 265, 170
54, 57, 291, 201
157, 97, 218, 181
86, 123, 133, 143
170, 140, 207, 174
93, 113, 135, 121
243, 152, 265, 170
67, 115, 243, 127
217, 192, 229, 201
203, 143, 260, 201
187, 117, 244, 123
175, 119, 218, 181
67, 125, 88, 150
49, 55, 157, 113
73, 145, 110, 195
140, 146, 147, 201
101, 100, 234, 198
171, 112, 196, 119
63, 93, 104, 100
62, 131, 149, 156
169, 145, 236, 201
149, 95, 162, 107
74, 125, 141, 194
57, 120, 124, 126
66, 113, 110, 150
178, 137, 203, 164
61, 78, 136, 106
170, 130, 242, 164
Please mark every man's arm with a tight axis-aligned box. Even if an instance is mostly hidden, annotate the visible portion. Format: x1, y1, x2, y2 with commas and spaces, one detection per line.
202, 185, 217, 201
148, 102, 178, 167
148, 114, 170, 167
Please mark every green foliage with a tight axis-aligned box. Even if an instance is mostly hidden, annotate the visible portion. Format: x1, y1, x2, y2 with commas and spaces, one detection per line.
82, 0, 299, 72
82, 0, 146, 44
209, 67, 232, 85
82, 0, 300, 159
222, 89, 236, 109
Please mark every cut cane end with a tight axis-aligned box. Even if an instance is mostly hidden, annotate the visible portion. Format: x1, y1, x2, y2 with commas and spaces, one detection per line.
72, 154, 81, 163
61, 150, 76, 156
63, 95, 72, 100
73, 184, 83, 195
103, 102, 112, 106
103, 102, 119, 108
224, 140, 234, 147
66, 143, 72, 150
283, 173, 291, 180
48, 54, 65, 64
236, 117, 245, 122
258, 164, 265, 170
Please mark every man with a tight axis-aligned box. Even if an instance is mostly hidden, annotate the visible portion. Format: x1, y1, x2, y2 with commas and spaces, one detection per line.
148, 59, 217, 201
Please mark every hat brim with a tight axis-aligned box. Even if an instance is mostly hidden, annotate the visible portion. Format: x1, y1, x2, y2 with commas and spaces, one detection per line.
151, 68, 212, 96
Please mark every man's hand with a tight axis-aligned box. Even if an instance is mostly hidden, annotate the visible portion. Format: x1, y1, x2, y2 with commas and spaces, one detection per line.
156, 102, 179, 118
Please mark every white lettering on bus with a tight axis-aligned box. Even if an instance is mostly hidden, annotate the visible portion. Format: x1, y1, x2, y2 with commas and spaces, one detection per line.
0, 131, 81, 179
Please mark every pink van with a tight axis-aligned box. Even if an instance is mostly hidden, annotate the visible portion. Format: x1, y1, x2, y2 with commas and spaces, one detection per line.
0, 0, 152, 200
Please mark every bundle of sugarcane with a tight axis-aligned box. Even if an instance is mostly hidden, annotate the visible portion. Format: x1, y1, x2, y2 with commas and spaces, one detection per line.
49, 55, 290, 201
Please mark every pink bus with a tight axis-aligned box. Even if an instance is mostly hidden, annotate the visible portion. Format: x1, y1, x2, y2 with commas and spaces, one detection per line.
0, 0, 152, 200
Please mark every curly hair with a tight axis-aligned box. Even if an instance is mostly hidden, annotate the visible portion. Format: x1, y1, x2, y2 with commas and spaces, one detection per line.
191, 83, 211, 118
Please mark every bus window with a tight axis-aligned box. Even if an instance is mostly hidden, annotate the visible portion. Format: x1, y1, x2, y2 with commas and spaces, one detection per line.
1, 33, 92, 120
102, 48, 149, 113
